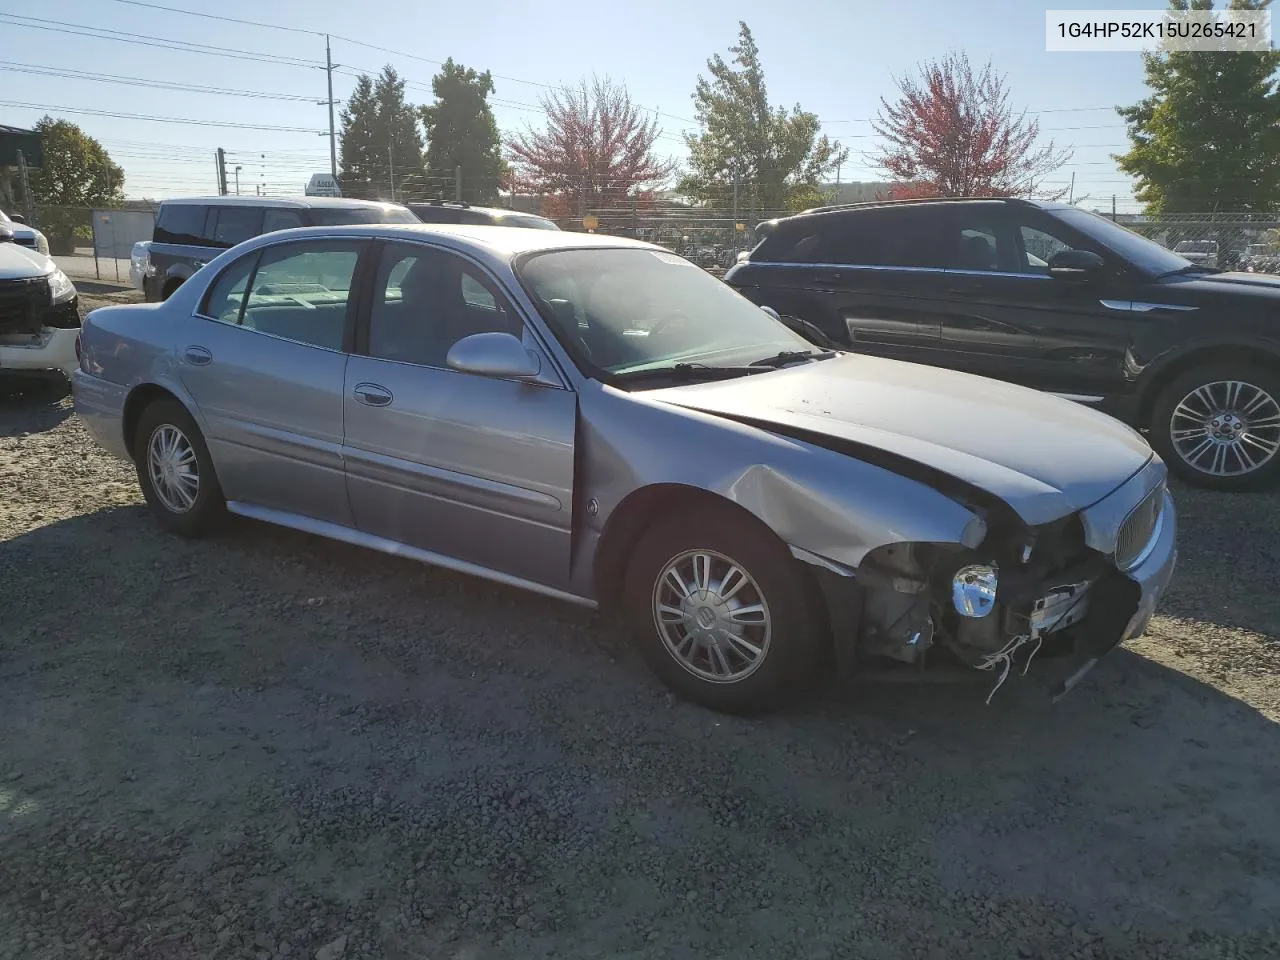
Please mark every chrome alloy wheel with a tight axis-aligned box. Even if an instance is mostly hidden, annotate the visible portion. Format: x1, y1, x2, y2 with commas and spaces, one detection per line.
146, 423, 199, 513
1169, 380, 1280, 477
652, 549, 771, 683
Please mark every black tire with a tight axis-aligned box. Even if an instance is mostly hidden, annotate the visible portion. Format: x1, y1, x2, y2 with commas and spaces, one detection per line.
1149, 361, 1280, 492
161, 278, 183, 301
622, 504, 824, 715
133, 399, 224, 536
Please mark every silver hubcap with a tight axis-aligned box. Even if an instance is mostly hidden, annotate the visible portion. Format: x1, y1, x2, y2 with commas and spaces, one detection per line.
652, 549, 771, 683
1170, 380, 1280, 477
146, 424, 199, 513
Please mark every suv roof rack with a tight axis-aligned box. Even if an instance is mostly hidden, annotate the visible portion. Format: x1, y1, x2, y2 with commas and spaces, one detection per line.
796, 196, 1037, 216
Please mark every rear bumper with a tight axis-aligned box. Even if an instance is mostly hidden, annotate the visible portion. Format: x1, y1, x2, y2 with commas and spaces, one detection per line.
0, 327, 79, 379
71, 370, 133, 461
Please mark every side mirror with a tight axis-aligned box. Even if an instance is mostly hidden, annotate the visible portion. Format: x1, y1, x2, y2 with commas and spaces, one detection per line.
446, 332, 541, 381
8, 213, 26, 224
0, 225, 13, 244
1048, 249, 1105, 281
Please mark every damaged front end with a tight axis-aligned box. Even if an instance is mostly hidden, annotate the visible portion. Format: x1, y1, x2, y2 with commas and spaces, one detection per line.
804, 465, 1175, 704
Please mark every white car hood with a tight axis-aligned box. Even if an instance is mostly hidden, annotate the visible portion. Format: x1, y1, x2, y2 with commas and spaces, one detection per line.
644, 354, 1153, 525
0, 242, 54, 280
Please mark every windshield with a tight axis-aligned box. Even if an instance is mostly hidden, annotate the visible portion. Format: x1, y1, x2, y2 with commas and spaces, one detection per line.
1052, 207, 1193, 275
309, 205, 419, 226
516, 247, 815, 378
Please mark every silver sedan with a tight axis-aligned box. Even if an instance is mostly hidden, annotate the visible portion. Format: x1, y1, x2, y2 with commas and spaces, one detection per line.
73, 224, 1177, 713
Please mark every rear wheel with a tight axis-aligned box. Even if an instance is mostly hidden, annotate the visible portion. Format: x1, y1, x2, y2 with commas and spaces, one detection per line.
133, 399, 224, 536
1149, 362, 1280, 491
161, 278, 183, 301
622, 505, 823, 715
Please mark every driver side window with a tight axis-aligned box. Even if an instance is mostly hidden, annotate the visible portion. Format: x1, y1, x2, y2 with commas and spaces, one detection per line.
1019, 224, 1078, 275
367, 244, 521, 368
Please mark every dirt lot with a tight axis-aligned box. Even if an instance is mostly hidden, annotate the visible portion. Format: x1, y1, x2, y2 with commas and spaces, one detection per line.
1, 292, 1278, 960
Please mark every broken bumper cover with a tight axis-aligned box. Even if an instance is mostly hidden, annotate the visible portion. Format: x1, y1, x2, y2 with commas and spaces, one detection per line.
1048, 487, 1177, 699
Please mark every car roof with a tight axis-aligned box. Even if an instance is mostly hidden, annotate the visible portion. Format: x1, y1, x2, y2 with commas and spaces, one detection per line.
760, 197, 1070, 230
158, 195, 406, 211
238, 222, 660, 259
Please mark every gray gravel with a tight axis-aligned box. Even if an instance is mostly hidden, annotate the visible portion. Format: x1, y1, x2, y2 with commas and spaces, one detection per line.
1, 304, 1278, 959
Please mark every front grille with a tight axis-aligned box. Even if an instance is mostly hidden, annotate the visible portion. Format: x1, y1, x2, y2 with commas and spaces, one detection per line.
0, 277, 49, 334
1115, 484, 1165, 570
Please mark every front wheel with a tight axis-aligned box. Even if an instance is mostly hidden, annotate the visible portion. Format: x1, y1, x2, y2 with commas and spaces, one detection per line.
622, 505, 823, 715
1149, 363, 1280, 491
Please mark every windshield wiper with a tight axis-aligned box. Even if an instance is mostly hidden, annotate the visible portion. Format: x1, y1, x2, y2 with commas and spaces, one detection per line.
748, 349, 837, 367
609, 362, 768, 385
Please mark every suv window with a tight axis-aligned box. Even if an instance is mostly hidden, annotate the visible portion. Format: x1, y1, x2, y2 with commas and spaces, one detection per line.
367, 243, 521, 368
154, 204, 211, 245
944, 207, 1016, 272
754, 208, 946, 268
1018, 224, 1077, 274
263, 209, 307, 233
239, 241, 362, 350
211, 206, 264, 248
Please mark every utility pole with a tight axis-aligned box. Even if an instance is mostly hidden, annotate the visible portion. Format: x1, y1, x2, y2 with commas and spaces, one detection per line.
235, 166, 242, 196
1112, 194, 1117, 221
455, 165, 462, 202
215, 148, 228, 195
388, 146, 395, 202
325, 35, 338, 180
16, 150, 33, 225
1068, 172, 1075, 205
732, 174, 740, 254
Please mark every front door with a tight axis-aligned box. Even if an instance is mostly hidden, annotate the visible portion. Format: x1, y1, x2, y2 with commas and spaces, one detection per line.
175, 238, 363, 526
341, 241, 577, 591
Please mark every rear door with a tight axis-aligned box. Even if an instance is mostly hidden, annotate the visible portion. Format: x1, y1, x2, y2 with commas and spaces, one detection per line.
176, 238, 364, 526
731, 207, 955, 363
150, 202, 215, 297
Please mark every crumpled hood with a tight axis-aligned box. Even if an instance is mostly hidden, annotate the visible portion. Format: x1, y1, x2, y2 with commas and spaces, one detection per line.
644, 354, 1153, 525
0, 241, 54, 280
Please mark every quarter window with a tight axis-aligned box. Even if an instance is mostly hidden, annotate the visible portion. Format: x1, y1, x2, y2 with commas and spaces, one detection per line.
367, 244, 521, 368
200, 252, 258, 324
154, 204, 210, 245
238, 241, 362, 350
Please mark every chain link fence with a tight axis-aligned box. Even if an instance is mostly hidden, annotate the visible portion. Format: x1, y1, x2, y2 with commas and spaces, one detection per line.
1109, 211, 1280, 273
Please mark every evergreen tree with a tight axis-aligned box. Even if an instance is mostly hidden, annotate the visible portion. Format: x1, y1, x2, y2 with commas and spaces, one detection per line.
338, 67, 426, 201
421, 59, 504, 203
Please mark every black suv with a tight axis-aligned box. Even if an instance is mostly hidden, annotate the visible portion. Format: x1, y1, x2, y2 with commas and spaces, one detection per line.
407, 200, 559, 231
725, 198, 1280, 491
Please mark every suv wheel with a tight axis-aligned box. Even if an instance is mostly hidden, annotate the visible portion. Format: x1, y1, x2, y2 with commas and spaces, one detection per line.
161, 278, 183, 301
1150, 362, 1280, 491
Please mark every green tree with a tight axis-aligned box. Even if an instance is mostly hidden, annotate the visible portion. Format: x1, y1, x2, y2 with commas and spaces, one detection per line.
1116, 0, 1280, 214
420, 59, 505, 203
338, 66, 426, 201
25, 117, 124, 254
680, 22, 847, 215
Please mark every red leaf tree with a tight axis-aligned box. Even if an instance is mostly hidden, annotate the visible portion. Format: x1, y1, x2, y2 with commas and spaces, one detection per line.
506, 76, 675, 216
872, 53, 1069, 199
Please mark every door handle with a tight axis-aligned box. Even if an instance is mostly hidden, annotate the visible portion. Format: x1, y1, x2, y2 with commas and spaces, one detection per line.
353, 382, 393, 407
183, 345, 212, 365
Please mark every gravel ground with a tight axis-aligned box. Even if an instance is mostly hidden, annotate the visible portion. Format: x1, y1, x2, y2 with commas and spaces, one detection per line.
1, 292, 1278, 960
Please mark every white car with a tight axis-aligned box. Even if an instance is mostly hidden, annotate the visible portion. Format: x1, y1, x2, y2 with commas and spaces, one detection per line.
0, 222, 81, 385
0, 208, 51, 256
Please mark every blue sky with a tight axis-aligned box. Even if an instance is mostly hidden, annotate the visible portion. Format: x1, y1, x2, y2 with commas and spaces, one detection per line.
0, 0, 1152, 208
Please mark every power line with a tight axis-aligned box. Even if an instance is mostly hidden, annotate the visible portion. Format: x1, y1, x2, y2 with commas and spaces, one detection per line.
103, 0, 322, 35
0, 14, 322, 69
0, 100, 325, 133
0, 61, 320, 102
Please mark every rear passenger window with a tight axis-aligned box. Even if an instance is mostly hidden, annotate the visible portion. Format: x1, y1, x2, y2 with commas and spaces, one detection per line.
212, 207, 264, 248
756, 209, 945, 269
241, 241, 362, 351
263, 209, 307, 233
154, 204, 210, 245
